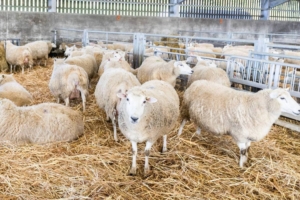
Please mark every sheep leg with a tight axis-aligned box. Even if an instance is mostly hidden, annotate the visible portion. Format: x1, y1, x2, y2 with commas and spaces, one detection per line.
129, 141, 138, 175
144, 141, 153, 175
10, 64, 13, 73
81, 93, 86, 112
162, 135, 167, 153
65, 97, 70, 107
21, 65, 24, 74
57, 98, 60, 104
178, 119, 187, 136
237, 142, 250, 168
112, 110, 118, 142
196, 127, 201, 135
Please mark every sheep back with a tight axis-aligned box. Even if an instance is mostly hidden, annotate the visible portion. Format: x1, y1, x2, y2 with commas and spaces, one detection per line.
184, 80, 282, 143
0, 99, 84, 144
94, 68, 141, 120
187, 65, 231, 87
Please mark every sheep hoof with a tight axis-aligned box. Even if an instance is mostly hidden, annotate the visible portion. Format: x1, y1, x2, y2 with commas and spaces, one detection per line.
144, 167, 150, 177
129, 167, 136, 176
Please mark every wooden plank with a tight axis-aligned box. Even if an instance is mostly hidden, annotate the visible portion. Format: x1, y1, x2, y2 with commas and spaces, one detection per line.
275, 119, 300, 132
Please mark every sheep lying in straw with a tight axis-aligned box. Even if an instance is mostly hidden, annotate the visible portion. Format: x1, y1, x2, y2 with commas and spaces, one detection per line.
137, 56, 193, 87
0, 74, 33, 106
117, 80, 179, 175
65, 48, 98, 82
187, 57, 231, 88
25, 41, 55, 66
49, 58, 89, 111
94, 68, 141, 141
179, 80, 300, 168
0, 98, 84, 144
0, 43, 8, 72
4, 41, 33, 74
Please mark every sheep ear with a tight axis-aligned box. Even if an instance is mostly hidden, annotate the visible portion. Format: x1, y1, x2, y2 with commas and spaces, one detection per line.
270, 90, 280, 99
117, 92, 126, 99
146, 97, 157, 103
174, 61, 180, 68
196, 56, 202, 61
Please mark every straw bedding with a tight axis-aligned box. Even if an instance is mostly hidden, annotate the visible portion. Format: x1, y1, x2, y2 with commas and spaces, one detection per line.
0, 58, 299, 199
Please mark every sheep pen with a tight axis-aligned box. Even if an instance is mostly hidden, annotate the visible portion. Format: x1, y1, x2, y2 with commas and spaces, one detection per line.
0, 58, 299, 199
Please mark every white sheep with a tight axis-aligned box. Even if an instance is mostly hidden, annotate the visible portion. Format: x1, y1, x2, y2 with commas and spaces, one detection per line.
65, 48, 98, 81
25, 41, 54, 66
0, 74, 33, 106
103, 59, 137, 75
64, 44, 78, 57
117, 80, 180, 175
94, 68, 141, 141
179, 80, 300, 168
137, 56, 193, 87
97, 50, 124, 76
49, 58, 89, 111
4, 41, 33, 74
187, 57, 231, 88
0, 98, 84, 144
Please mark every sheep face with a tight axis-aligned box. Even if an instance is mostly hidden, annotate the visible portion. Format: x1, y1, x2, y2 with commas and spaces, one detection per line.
64, 45, 76, 57
118, 92, 157, 124
174, 61, 193, 75
270, 88, 300, 115
0, 74, 14, 85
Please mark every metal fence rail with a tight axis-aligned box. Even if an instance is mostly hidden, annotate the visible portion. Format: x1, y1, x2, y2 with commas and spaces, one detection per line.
1, 0, 300, 21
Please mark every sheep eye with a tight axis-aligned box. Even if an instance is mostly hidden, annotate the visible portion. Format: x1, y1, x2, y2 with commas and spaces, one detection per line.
126, 98, 129, 101
143, 100, 146, 104
280, 97, 285, 100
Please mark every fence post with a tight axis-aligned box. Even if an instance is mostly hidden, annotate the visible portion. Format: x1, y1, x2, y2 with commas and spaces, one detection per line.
254, 37, 269, 60
48, 0, 57, 12
133, 33, 145, 69
82, 29, 89, 47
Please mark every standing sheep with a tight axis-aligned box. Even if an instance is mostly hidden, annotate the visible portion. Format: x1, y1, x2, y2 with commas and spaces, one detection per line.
97, 50, 123, 76
94, 68, 141, 141
0, 98, 84, 144
4, 41, 33, 74
49, 58, 89, 111
179, 80, 300, 168
187, 58, 231, 88
0, 74, 33, 106
117, 80, 180, 175
137, 56, 193, 87
25, 41, 54, 66
65, 48, 97, 81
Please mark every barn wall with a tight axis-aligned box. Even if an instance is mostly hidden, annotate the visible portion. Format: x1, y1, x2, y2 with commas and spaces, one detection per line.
0, 11, 300, 44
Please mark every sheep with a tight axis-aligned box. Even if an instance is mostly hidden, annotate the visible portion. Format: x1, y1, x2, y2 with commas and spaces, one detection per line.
103, 59, 137, 75
137, 56, 193, 87
117, 80, 180, 175
49, 58, 89, 111
0, 43, 8, 72
94, 68, 141, 142
283, 50, 300, 65
65, 48, 98, 81
178, 80, 300, 168
0, 98, 84, 144
4, 41, 33, 74
186, 58, 231, 88
64, 44, 78, 57
187, 57, 231, 87
0, 74, 33, 106
97, 50, 124, 76
25, 41, 54, 66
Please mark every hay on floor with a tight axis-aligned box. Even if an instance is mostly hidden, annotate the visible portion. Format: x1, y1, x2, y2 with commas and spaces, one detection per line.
0, 58, 299, 199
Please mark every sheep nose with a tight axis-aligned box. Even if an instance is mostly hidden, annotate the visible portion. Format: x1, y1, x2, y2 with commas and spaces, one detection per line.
191, 70, 194, 74
131, 117, 139, 123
